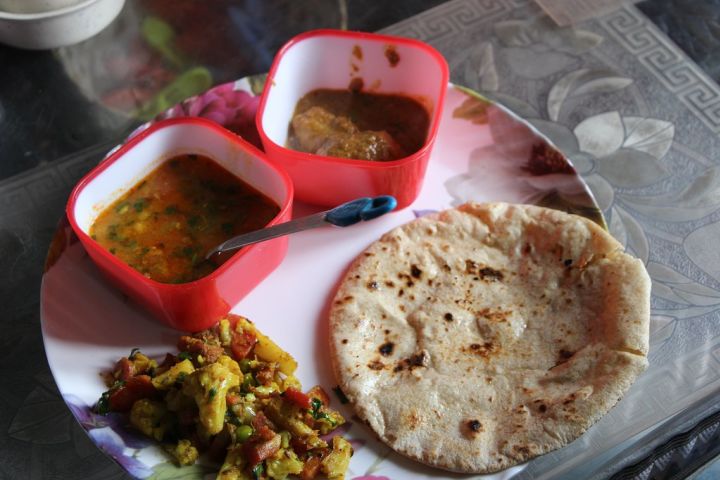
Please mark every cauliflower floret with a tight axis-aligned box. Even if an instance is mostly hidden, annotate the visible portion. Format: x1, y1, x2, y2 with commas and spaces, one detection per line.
165, 439, 198, 466
182, 362, 239, 435
322, 436, 353, 480
130, 399, 168, 441
151, 359, 194, 390
266, 448, 303, 479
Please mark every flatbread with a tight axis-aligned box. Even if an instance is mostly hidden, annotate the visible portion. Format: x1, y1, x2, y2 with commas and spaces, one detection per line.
328, 202, 650, 473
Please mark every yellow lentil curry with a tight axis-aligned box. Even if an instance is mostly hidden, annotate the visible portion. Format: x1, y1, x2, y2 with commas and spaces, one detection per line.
287, 88, 430, 162
96, 315, 352, 480
90, 154, 279, 283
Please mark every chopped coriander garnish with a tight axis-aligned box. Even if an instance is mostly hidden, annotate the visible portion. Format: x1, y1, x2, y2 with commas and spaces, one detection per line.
95, 390, 111, 415
309, 397, 337, 425
94, 380, 125, 415
174, 372, 188, 388
133, 198, 148, 213
107, 224, 120, 240
178, 351, 192, 361
310, 398, 323, 417
187, 215, 201, 228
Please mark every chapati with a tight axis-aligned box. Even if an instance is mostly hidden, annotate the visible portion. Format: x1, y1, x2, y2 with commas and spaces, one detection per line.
328, 202, 650, 473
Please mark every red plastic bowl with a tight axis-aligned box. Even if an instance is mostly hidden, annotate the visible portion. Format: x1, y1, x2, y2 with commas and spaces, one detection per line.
256, 29, 449, 209
66, 118, 294, 332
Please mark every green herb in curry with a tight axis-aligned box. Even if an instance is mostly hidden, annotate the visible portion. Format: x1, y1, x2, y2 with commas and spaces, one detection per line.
90, 154, 279, 284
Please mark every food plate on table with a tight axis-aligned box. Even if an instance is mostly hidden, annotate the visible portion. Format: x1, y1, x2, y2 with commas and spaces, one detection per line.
41, 75, 606, 479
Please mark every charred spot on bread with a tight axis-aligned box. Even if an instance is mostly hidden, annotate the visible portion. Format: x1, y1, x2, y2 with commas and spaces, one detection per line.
393, 351, 427, 372
411, 264, 422, 279
379, 342, 395, 356
465, 342, 497, 358
465, 259, 478, 274
558, 349, 574, 362
479, 267, 504, 281
368, 360, 385, 370
462, 419, 484, 439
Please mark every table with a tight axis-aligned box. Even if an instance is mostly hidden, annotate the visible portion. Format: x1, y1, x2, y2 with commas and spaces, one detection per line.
2, 1, 720, 478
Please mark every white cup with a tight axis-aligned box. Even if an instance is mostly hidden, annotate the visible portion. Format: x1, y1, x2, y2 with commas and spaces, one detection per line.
0, 0, 84, 13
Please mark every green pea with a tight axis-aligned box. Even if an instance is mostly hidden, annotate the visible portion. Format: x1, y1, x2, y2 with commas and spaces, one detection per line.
242, 373, 257, 390
239, 359, 251, 373
236, 424, 253, 443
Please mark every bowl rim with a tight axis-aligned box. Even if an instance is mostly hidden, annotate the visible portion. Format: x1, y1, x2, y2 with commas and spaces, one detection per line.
255, 28, 449, 169
0, 0, 105, 20
65, 116, 295, 292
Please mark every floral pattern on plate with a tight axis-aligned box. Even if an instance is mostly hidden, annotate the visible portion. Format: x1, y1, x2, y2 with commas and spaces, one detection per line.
41, 76, 602, 480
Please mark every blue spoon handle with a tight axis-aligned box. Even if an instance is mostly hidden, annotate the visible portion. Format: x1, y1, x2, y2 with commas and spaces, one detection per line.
207, 195, 397, 261
324, 195, 397, 226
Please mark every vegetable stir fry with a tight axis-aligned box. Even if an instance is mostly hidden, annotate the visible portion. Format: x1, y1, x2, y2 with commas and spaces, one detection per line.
96, 315, 351, 480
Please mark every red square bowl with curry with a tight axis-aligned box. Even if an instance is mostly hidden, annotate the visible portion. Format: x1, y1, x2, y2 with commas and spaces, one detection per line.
66, 118, 294, 331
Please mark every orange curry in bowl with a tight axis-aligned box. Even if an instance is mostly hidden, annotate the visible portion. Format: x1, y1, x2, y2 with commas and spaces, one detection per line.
90, 154, 279, 284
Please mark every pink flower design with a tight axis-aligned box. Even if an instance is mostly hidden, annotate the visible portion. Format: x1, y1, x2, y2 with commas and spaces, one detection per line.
161, 82, 262, 148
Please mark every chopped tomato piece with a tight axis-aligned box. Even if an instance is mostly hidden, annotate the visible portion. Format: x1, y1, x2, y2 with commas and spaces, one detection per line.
226, 393, 242, 406
284, 387, 312, 409
244, 434, 281, 467
230, 330, 257, 360
177, 335, 224, 363
300, 456, 322, 480
255, 362, 277, 386
108, 375, 157, 412
114, 357, 135, 381
290, 436, 309, 456
159, 353, 176, 368
251, 411, 277, 441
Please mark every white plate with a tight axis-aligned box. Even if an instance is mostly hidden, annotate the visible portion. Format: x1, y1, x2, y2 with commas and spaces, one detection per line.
41, 78, 603, 479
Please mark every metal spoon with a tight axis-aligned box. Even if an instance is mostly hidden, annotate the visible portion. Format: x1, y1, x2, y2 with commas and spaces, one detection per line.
205, 195, 397, 264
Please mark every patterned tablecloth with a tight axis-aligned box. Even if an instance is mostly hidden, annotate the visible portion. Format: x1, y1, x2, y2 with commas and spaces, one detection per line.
3, 0, 720, 479
383, 1, 720, 478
